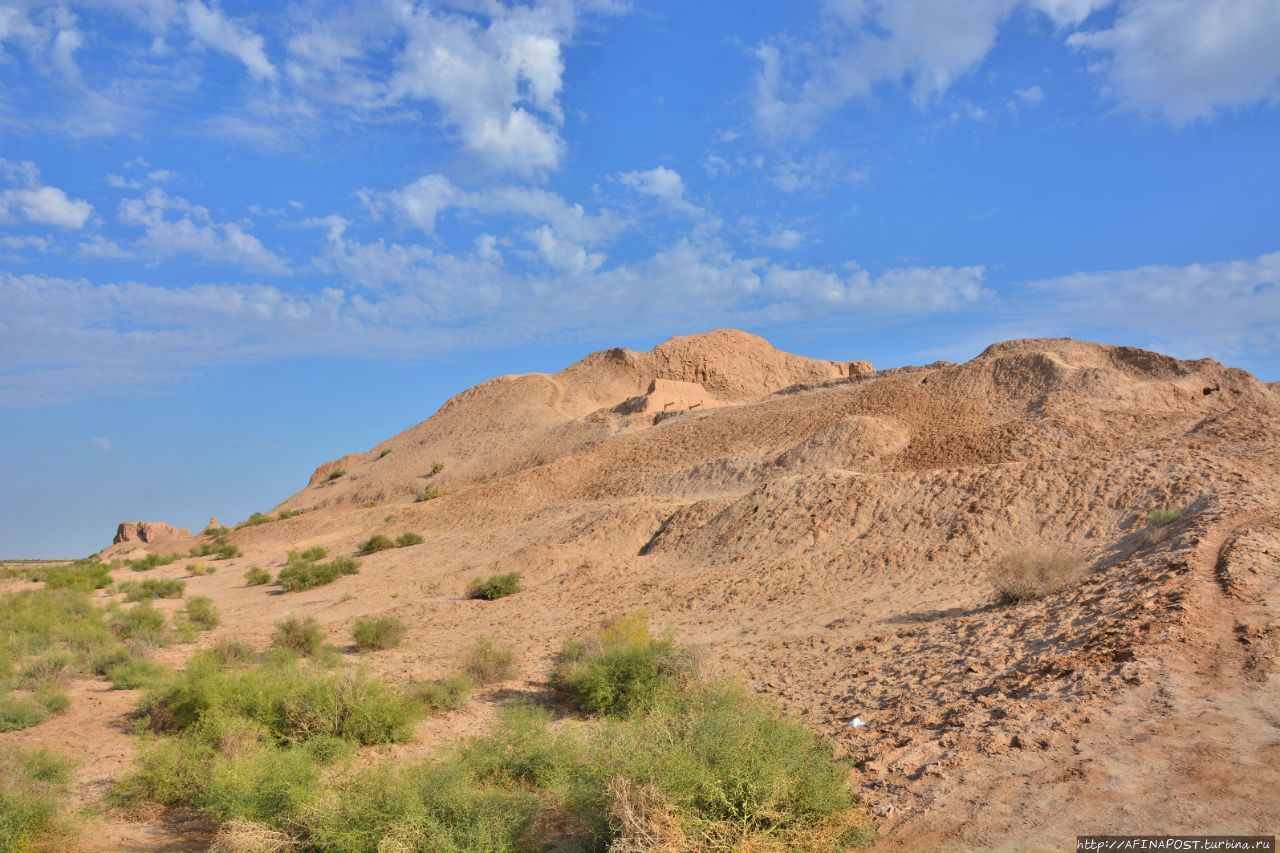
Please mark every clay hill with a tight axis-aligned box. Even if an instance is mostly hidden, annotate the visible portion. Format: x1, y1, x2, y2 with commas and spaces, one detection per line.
15, 329, 1280, 849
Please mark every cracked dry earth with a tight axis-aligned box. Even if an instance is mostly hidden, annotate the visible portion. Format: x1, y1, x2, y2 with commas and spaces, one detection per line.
5, 330, 1278, 850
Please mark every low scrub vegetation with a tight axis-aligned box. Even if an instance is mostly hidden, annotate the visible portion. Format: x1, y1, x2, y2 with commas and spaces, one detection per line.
988, 548, 1087, 603
407, 674, 473, 712
461, 636, 518, 685
203, 525, 229, 538
119, 578, 186, 602
467, 571, 522, 600
326, 469, 346, 482
243, 566, 271, 586
186, 563, 216, 576
415, 487, 443, 502
378, 448, 392, 459
190, 538, 241, 560
1147, 505, 1184, 527
124, 552, 178, 572
236, 509, 302, 529
271, 616, 326, 657
113, 615, 870, 850
106, 658, 172, 691
358, 534, 394, 554
429, 461, 445, 476
278, 554, 359, 593
395, 532, 424, 547
179, 596, 219, 631
27, 560, 113, 591
287, 546, 328, 563
352, 616, 406, 652
0, 746, 77, 850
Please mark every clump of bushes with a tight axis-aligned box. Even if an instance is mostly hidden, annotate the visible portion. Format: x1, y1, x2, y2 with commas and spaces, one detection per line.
124, 553, 178, 572
467, 571, 522, 600
378, 448, 392, 459
108, 603, 169, 646
551, 612, 698, 718
407, 674, 473, 712
243, 566, 272, 586
190, 538, 241, 560
34, 560, 113, 591
119, 578, 186, 602
0, 746, 77, 850
278, 557, 359, 593
287, 547, 328, 564
237, 510, 302, 529
415, 488, 443, 502
271, 616, 325, 657
1147, 506, 1184, 527
988, 548, 1086, 604
358, 534, 394, 554
106, 658, 171, 690
395, 532, 424, 547
180, 597, 220, 631
461, 636, 518, 684
352, 616, 406, 652
203, 525, 229, 538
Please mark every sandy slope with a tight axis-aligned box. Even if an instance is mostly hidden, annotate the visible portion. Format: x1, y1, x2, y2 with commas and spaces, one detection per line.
7, 329, 1279, 850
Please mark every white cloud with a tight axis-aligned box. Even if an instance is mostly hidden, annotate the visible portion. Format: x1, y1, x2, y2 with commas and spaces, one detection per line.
1014, 85, 1045, 104
760, 228, 805, 250
1067, 0, 1280, 123
0, 159, 94, 229
116, 188, 290, 274
89, 436, 112, 453
184, 1, 276, 81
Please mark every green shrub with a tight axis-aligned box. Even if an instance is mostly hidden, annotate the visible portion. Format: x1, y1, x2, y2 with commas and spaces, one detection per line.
430, 461, 445, 476
119, 578, 186, 602
0, 588, 115, 675
37, 560, 113, 591
461, 636, 517, 685
210, 639, 256, 665
0, 696, 50, 732
270, 617, 325, 657
352, 617, 406, 652
395, 532, 424, 547
204, 526, 230, 537
1147, 505, 1184, 527
109, 604, 169, 646
181, 596, 220, 630
551, 612, 698, 718
286, 546, 328, 564
243, 566, 272, 586
278, 558, 359, 593
415, 488, 443, 502
407, 674, 473, 712
326, 469, 346, 482
106, 658, 171, 690
378, 448, 392, 459
187, 562, 216, 576
0, 746, 76, 850
988, 548, 1086, 604
237, 512, 271, 528
124, 552, 178, 572
467, 571, 522, 600
190, 539, 240, 560
358, 534, 394, 554
19, 651, 74, 686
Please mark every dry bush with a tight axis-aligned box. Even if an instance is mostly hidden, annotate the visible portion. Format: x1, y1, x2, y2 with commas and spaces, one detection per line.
210, 819, 302, 853
988, 548, 1086, 603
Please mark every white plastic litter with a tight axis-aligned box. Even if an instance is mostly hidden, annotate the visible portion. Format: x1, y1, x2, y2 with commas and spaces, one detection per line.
846, 716, 866, 729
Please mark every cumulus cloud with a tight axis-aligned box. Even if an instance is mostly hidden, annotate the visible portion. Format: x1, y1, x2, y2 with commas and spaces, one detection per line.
0, 159, 94, 229
116, 188, 290, 274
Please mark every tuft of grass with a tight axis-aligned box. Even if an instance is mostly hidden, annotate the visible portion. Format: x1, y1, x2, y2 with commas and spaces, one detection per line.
124, 553, 179, 572
119, 578, 186, 602
278, 558, 359, 593
551, 612, 698, 718
394, 532, 423, 548
361, 500, 379, 509
0, 746, 77, 850
187, 563, 217, 576
270, 617, 325, 657
326, 469, 346, 482
988, 548, 1087, 604
407, 674, 473, 712
429, 461, 445, 476
237, 510, 302, 529
358, 534, 394, 554
414, 488, 443, 502
243, 566, 271, 586
285, 547, 327, 564
461, 636, 517, 685
352, 617, 406, 652
181, 596, 220, 631
106, 658, 172, 690
377, 448, 392, 459
1147, 505, 1184, 527
467, 571, 522, 601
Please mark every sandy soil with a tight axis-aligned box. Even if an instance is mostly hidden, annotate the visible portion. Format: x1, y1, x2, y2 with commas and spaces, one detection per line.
5, 330, 1278, 850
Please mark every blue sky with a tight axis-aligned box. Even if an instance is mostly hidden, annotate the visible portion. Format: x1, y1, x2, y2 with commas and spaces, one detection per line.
1, 0, 1278, 557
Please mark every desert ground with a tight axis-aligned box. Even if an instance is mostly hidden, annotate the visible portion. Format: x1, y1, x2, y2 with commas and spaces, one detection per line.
3, 330, 1277, 850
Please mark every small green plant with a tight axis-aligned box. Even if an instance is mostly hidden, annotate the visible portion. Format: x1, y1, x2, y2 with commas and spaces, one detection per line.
271, 616, 325, 657
286, 546, 328, 564
203, 525, 229, 537
429, 461, 445, 476
362, 500, 379, 508
186, 563, 216, 576
0, 746, 77, 849
1147, 506, 1184, 527
189, 538, 240, 560
988, 548, 1086, 604
244, 566, 271, 586
551, 612, 698, 718
180, 596, 219, 630
119, 578, 186, 602
378, 448, 392, 459
467, 571, 522, 601
326, 469, 346, 482
278, 558, 359, 593
415, 488, 443, 502
124, 552, 178, 572
106, 658, 171, 690
358, 534, 394, 554
237, 509, 302, 529
461, 636, 518, 684
407, 674, 473, 712
394, 532, 424, 547
352, 616, 406, 652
